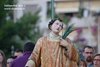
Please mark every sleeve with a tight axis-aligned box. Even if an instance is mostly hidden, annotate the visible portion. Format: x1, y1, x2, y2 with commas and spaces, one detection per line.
64, 38, 79, 63
26, 37, 43, 67
10, 59, 15, 67
10, 61, 14, 67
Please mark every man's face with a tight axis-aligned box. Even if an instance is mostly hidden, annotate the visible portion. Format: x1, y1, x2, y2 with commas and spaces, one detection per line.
51, 20, 63, 34
14, 52, 23, 58
83, 48, 94, 62
93, 55, 100, 67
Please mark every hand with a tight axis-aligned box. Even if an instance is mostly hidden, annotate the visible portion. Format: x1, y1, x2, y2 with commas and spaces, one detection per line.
25, 60, 35, 67
60, 39, 69, 48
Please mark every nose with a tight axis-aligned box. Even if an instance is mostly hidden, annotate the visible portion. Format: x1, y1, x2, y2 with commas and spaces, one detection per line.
87, 54, 92, 57
58, 24, 62, 29
88, 53, 91, 55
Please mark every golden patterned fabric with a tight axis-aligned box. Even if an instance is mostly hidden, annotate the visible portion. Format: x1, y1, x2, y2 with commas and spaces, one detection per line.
29, 36, 79, 67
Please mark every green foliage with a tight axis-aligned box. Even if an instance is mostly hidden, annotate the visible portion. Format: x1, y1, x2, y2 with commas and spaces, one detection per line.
0, 20, 17, 57
0, 12, 40, 57
62, 24, 75, 39
15, 12, 39, 40
0, 0, 41, 58
78, 8, 84, 18
0, 0, 14, 25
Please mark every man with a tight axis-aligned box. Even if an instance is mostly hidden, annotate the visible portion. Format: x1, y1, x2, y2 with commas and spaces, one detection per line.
14, 49, 23, 58
93, 54, 100, 67
25, 18, 79, 67
10, 42, 35, 67
7, 56, 17, 67
82, 46, 94, 67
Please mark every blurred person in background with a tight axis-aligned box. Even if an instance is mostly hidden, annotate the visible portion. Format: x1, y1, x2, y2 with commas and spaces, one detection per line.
79, 60, 87, 67
14, 49, 23, 58
7, 56, 17, 67
0, 50, 7, 67
82, 46, 94, 67
7, 49, 23, 67
93, 54, 100, 67
25, 18, 79, 67
10, 42, 35, 67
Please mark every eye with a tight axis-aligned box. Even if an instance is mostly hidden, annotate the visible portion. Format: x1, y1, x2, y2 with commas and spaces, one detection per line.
56, 22, 59, 25
94, 59, 100, 61
85, 52, 93, 54
60, 24, 63, 27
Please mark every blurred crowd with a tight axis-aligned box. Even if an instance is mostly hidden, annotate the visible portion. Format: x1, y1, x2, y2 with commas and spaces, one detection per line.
0, 42, 35, 67
0, 43, 100, 67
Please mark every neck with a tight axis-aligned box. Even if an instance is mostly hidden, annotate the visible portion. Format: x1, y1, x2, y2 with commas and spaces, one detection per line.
87, 62, 93, 66
87, 62, 92, 64
48, 32, 61, 41
51, 32, 59, 36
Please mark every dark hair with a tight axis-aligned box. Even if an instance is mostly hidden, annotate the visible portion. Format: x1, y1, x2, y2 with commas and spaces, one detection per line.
0, 50, 7, 67
83, 46, 94, 52
10, 56, 17, 59
93, 54, 100, 59
48, 18, 63, 30
79, 59, 87, 67
24, 42, 35, 52
15, 49, 23, 53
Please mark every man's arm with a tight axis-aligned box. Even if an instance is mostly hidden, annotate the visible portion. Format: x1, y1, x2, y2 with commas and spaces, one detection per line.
60, 38, 79, 62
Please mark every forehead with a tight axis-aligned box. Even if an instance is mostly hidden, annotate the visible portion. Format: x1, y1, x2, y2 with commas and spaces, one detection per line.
54, 20, 62, 24
94, 56, 100, 59
84, 48, 93, 52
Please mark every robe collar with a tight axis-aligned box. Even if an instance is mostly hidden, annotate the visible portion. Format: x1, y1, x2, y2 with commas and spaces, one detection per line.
48, 32, 61, 42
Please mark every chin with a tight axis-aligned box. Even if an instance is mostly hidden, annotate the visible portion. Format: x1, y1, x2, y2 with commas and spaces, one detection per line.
54, 32, 59, 34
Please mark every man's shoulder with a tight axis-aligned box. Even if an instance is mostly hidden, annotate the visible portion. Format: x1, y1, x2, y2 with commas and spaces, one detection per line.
13, 56, 26, 61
